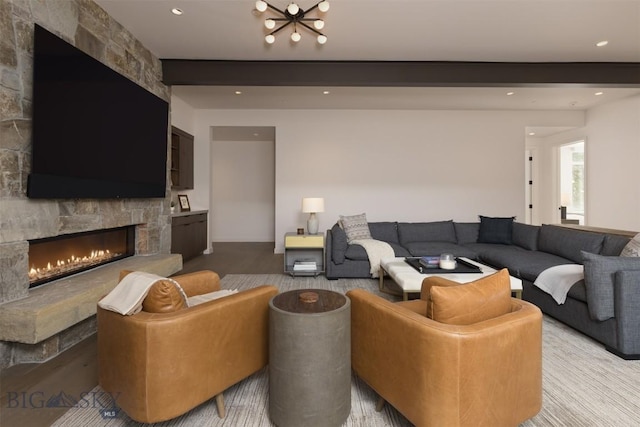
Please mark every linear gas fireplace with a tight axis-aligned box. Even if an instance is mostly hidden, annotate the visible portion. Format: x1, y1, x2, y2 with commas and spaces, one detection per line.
28, 226, 135, 288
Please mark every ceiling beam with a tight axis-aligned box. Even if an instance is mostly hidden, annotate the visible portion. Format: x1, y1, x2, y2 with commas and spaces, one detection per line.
161, 60, 640, 87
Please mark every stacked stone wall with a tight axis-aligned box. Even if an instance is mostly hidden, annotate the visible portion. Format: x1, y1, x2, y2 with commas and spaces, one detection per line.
0, 0, 171, 368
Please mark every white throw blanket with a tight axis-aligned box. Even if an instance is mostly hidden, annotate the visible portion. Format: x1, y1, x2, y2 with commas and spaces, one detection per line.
98, 271, 168, 315
351, 239, 395, 278
534, 264, 584, 304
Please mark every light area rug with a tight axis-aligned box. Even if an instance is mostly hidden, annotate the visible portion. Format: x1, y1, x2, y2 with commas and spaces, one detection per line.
52, 274, 640, 427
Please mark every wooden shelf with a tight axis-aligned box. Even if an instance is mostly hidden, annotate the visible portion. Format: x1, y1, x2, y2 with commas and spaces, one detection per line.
171, 126, 194, 190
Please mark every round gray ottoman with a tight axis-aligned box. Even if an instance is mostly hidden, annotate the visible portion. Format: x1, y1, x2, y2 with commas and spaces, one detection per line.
269, 289, 351, 427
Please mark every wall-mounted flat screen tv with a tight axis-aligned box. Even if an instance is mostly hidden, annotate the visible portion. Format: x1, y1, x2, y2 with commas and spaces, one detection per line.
28, 24, 169, 199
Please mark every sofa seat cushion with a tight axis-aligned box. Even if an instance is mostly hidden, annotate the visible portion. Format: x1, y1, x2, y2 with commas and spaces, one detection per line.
345, 242, 409, 261
404, 242, 478, 259
469, 243, 571, 282
538, 225, 604, 263
427, 269, 512, 325
398, 221, 456, 246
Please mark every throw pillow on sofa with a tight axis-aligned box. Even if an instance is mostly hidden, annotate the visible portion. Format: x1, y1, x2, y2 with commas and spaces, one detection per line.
581, 251, 640, 321
477, 215, 515, 244
339, 213, 372, 243
620, 233, 640, 257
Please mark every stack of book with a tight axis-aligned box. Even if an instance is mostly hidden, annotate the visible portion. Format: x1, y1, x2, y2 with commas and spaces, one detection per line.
419, 256, 440, 269
293, 261, 317, 271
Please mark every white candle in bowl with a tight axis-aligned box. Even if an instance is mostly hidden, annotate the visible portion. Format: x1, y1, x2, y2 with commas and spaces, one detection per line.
439, 259, 456, 270
439, 253, 456, 270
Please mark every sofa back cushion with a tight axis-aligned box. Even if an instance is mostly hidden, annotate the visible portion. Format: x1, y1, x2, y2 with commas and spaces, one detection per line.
453, 222, 479, 244
602, 234, 632, 256
512, 222, 540, 251
427, 269, 512, 325
538, 225, 604, 263
398, 220, 456, 246
369, 222, 400, 243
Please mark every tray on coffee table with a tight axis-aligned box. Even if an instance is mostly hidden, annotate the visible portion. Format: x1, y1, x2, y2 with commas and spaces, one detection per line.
404, 257, 481, 274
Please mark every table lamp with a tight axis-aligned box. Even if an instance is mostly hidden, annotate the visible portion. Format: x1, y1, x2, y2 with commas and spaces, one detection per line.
302, 197, 325, 235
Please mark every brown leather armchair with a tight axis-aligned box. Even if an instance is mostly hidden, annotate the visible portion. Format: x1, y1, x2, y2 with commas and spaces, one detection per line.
347, 269, 542, 427
97, 270, 278, 423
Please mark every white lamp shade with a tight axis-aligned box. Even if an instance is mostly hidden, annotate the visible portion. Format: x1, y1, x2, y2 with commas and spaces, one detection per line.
302, 197, 325, 213
265, 34, 275, 44
313, 19, 324, 30
265, 19, 276, 29
291, 31, 301, 42
317, 34, 327, 44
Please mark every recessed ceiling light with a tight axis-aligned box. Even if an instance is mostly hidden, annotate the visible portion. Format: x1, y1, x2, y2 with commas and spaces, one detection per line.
596, 40, 608, 47
528, 132, 536, 136
171, 8, 183, 15
506, 91, 515, 96
323, 90, 330, 95
595, 91, 604, 96
235, 91, 242, 95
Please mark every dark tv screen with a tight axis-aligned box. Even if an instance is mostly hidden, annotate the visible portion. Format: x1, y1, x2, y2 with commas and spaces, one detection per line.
28, 24, 169, 199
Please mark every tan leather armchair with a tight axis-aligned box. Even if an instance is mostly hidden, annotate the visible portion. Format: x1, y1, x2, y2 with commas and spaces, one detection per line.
347, 269, 542, 427
97, 270, 278, 423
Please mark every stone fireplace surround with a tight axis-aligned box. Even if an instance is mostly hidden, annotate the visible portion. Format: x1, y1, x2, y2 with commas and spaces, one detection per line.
0, 0, 178, 368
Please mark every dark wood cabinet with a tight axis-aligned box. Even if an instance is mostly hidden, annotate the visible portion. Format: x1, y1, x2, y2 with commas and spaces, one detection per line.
171, 126, 194, 190
171, 212, 207, 261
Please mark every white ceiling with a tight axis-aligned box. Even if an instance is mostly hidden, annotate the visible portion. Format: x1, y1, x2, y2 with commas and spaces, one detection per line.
95, 0, 640, 129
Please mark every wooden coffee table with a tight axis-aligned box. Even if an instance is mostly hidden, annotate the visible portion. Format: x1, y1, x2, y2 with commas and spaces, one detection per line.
379, 257, 523, 301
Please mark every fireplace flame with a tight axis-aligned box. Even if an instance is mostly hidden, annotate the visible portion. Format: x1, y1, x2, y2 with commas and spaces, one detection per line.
29, 249, 118, 283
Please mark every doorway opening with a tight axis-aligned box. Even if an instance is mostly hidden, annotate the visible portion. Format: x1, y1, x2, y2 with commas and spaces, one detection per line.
558, 140, 585, 225
210, 126, 276, 245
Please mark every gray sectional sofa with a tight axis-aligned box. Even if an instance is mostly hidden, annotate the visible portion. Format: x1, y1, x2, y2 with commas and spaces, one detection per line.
325, 220, 640, 359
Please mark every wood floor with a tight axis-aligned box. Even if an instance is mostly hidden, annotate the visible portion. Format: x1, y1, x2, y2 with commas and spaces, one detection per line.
0, 242, 283, 427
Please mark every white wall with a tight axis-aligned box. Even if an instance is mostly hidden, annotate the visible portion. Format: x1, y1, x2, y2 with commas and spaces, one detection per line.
211, 139, 275, 241
531, 94, 640, 231
181, 107, 583, 252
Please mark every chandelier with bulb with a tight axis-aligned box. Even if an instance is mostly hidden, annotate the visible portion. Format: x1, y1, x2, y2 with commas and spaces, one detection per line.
255, 1, 330, 45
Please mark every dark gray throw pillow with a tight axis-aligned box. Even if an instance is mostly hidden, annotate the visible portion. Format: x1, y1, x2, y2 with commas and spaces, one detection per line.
581, 251, 640, 321
477, 215, 515, 244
